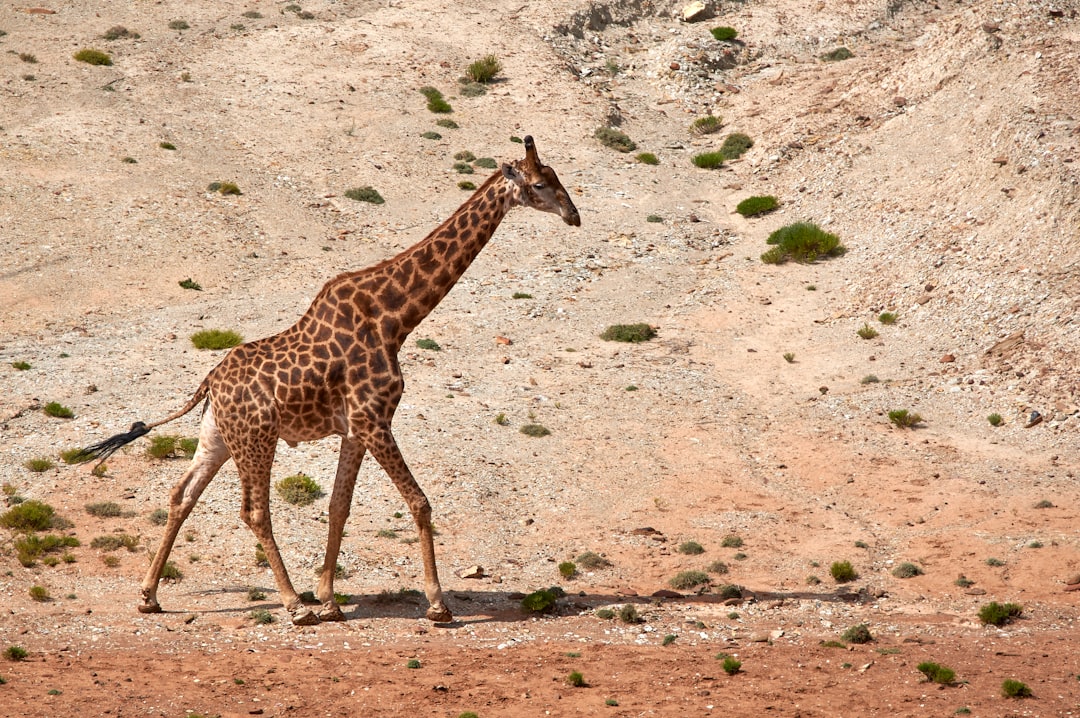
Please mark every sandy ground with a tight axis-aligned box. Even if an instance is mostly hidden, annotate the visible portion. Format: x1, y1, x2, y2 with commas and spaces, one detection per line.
1, 0, 1079, 715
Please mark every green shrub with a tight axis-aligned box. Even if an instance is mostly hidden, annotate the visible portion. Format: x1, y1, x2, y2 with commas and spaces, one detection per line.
955, 575, 975, 588
24, 458, 54, 472
707, 560, 729, 575
567, 671, 586, 687
4, 646, 28, 661
160, 561, 183, 581
159, 141, 177, 150
458, 181, 476, 190
419, 86, 452, 113
250, 608, 274, 625
720, 133, 753, 160
148, 508, 169, 526
74, 48, 112, 66
917, 661, 956, 684
453, 162, 474, 174
600, 323, 655, 343
878, 312, 898, 325
344, 186, 384, 204
575, 551, 611, 570
1, 500, 56, 532
761, 222, 845, 264
178, 278, 202, 290
722, 656, 742, 675
454, 151, 476, 162
415, 338, 441, 351
646, 214, 663, 223
636, 152, 659, 165
678, 541, 705, 555
90, 534, 139, 552
821, 47, 853, 62
888, 409, 922, 428
736, 195, 778, 217
12, 361, 31, 371
717, 584, 743, 600
594, 127, 636, 152
102, 25, 139, 40
856, 324, 879, 339
191, 329, 242, 350
691, 116, 723, 136
214, 181, 242, 196
275, 474, 324, 506
830, 560, 857, 583
15, 533, 79, 566
978, 601, 1022, 626
44, 402, 74, 418
1033, 499, 1053, 508
168, 20, 190, 30
662, 634, 677, 646
29, 585, 50, 602
406, 658, 421, 669
376, 528, 398, 539
147, 435, 179, 459
861, 374, 880, 384
618, 604, 641, 623
436, 118, 458, 129
473, 157, 498, 169
595, 607, 615, 619
988, 413, 1004, 427
892, 562, 923, 578
85, 501, 124, 518
710, 27, 738, 42
521, 589, 557, 613
985, 557, 1005, 567
721, 535, 743, 548
692, 152, 725, 169
558, 561, 576, 579
1001, 679, 1032, 698
669, 570, 710, 590
783, 352, 795, 363
841, 624, 873, 644
458, 80, 487, 97
421, 131, 442, 140
466, 54, 501, 83
520, 424, 551, 437
242, 11, 263, 19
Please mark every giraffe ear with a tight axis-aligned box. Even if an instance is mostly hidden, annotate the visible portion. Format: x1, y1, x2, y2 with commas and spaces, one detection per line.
501, 163, 525, 186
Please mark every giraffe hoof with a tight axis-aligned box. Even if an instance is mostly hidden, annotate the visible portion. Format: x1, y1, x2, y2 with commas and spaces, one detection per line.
426, 605, 453, 624
137, 602, 162, 614
290, 606, 320, 626
317, 603, 346, 622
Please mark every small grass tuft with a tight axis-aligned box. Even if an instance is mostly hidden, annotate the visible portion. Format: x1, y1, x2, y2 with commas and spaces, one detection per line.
595, 607, 615, 619
250, 608, 274, 625
558, 561, 576, 579
821, 46, 854, 62
168, 19, 190, 30
74, 48, 112, 65
988, 413, 1004, 427
692, 152, 725, 169
691, 115, 724, 136
762, 222, 844, 264
453, 162, 474, 174
344, 186, 384, 204
720, 133, 754, 160
636, 152, 659, 165
594, 127, 636, 152
978, 601, 1022, 626
473, 157, 498, 169
436, 118, 458, 129
646, 214, 663, 223
12, 361, 31, 371
159, 141, 177, 150
861, 374, 880, 384
678, 541, 705, 555
457, 181, 476, 190
419, 86, 452, 114
520, 423, 551, 437
466, 54, 502, 83
857, 324, 880, 339
878, 311, 898, 325
1033, 499, 1054, 509
29, 585, 50, 602
567, 671, 586, 687
722, 656, 742, 675
783, 352, 795, 363
917, 661, 956, 684
841, 624, 873, 644
191, 329, 243, 350
736, 195, 778, 217
147, 435, 180, 459
1, 500, 57, 532
721, 535, 743, 548
892, 562, 923, 578
521, 589, 557, 613
90, 534, 139, 552
415, 338, 441, 351
85, 501, 124, 518
618, 603, 641, 623
148, 508, 169, 526
888, 409, 922, 428
275, 474, 324, 506
178, 278, 202, 291
600, 323, 656, 343
160, 560, 183, 582
4, 646, 28, 661
669, 570, 710, 590
421, 131, 442, 140
44, 402, 74, 419
707, 560, 729, 575
575, 551, 611, 570
25, 458, 54, 472
710, 27, 738, 42
1001, 679, 1032, 698
830, 560, 857, 583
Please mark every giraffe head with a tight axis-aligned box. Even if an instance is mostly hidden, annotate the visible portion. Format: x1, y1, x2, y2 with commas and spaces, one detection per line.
502, 136, 581, 226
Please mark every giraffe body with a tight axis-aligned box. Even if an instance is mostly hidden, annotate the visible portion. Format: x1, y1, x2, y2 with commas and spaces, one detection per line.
79, 137, 580, 624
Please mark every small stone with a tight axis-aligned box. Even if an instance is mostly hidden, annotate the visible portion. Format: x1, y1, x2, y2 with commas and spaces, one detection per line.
992, 155, 1008, 166
770, 629, 785, 640
964, 587, 987, 596
940, 354, 955, 363
749, 632, 770, 642
915, 294, 932, 305
681, 1, 709, 23
615, 587, 639, 596
495, 335, 512, 345
670, 61, 681, 71
893, 96, 907, 106
981, 21, 1001, 33
1064, 574, 1080, 586
457, 565, 485, 579
819, 386, 829, 395
1024, 411, 1043, 428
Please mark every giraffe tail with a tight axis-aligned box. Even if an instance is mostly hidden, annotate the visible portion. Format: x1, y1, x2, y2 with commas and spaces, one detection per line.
72, 379, 212, 465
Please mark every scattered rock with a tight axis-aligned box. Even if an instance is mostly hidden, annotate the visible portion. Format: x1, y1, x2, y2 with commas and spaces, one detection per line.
456, 565, 485, 579
992, 155, 1008, 166
681, 1, 709, 23
1065, 574, 1080, 586
940, 354, 955, 363
1024, 411, 1043, 428
964, 588, 987, 596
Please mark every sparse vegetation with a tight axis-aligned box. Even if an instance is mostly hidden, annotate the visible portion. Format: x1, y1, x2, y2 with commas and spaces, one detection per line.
888, 409, 922, 429
473, 157, 498, 169
436, 118, 458, 129
917, 661, 956, 684
636, 152, 659, 165
250, 609, 274, 625
692, 152, 725, 169
707, 560, 729, 575
736, 195, 778, 217
954, 575, 975, 588
1, 500, 58, 532
376, 528, 398, 539
1001, 679, 1032, 698
717, 584, 743, 600
600, 323, 656, 343
594, 127, 636, 152
44, 402, 74, 419
147, 435, 181, 459
691, 115, 723, 136
466, 54, 502, 83
669, 570, 710, 590
148, 508, 169, 525
646, 214, 663, 223
242, 11, 263, 19
576, 551, 612, 570
878, 311, 898, 325
168, 20, 190, 31
12, 361, 31, 371
344, 186, 384, 204
29, 585, 50, 602
4, 646, 28, 661
841, 624, 873, 644
419, 86, 452, 114
822, 46, 854, 62
512, 291, 533, 299
985, 557, 1005, 567
453, 162, 474, 174
761, 222, 845, 264
978, 601, 1022, 626
210, 181, 242, 196
191, 329, 242, 350
988, 413, 1004, 426
618, 603, 641, 624
720, 133, 754, 160
1033, 499, 1054, 508
721, 535, 743, 548
24, 458, 54, 472
159, 141, 177, 150
90, 534, 139, 552
567, 671, 586, 687
421, 131, 442, 140
74, 48, 112, 65
275, 474, 324, 506
416, 338, 441, 351
722, 656, 742, 675
406, 659, 421, 669
15, 533, 79, 566
830, 560, 857, 583
85, 501, 124, 518
892, 562, 923, 578
18, 53, 37, 63
458, 180, 476, 190
179, 278, 202, 290
521, 589, 557, 613
710, 27, 738, 42
558, 561, 576, 579
160, 560, 183, 582
595, 607, 615, 619
520, 423, 551, 437
678, 541, 704, 555
861, 374, 880, 384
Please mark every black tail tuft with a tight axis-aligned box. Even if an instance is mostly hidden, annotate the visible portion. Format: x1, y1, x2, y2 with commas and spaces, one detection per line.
72, 422, 151, 464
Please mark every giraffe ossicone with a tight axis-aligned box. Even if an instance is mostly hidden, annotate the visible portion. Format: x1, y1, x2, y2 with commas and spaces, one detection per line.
76, 136, 580, 625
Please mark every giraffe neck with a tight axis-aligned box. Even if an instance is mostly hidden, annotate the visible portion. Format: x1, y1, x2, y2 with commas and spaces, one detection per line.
370, 170, 520, 348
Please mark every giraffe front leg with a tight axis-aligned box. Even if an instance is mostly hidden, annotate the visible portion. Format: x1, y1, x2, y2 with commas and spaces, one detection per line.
314, 437, 366, 622
365, 427, 452, 623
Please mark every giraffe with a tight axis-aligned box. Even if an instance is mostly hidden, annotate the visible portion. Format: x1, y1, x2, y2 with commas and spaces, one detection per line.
76, 136, 580, 625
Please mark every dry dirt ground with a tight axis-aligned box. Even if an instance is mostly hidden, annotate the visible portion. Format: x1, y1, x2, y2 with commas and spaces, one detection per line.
2, 0, 1080, 715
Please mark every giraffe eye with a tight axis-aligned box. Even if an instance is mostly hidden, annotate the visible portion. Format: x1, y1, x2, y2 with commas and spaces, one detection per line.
532, 183, 546, 190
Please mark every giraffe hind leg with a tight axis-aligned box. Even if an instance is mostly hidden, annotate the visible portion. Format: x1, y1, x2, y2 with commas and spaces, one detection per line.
315, 437, 366, 622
